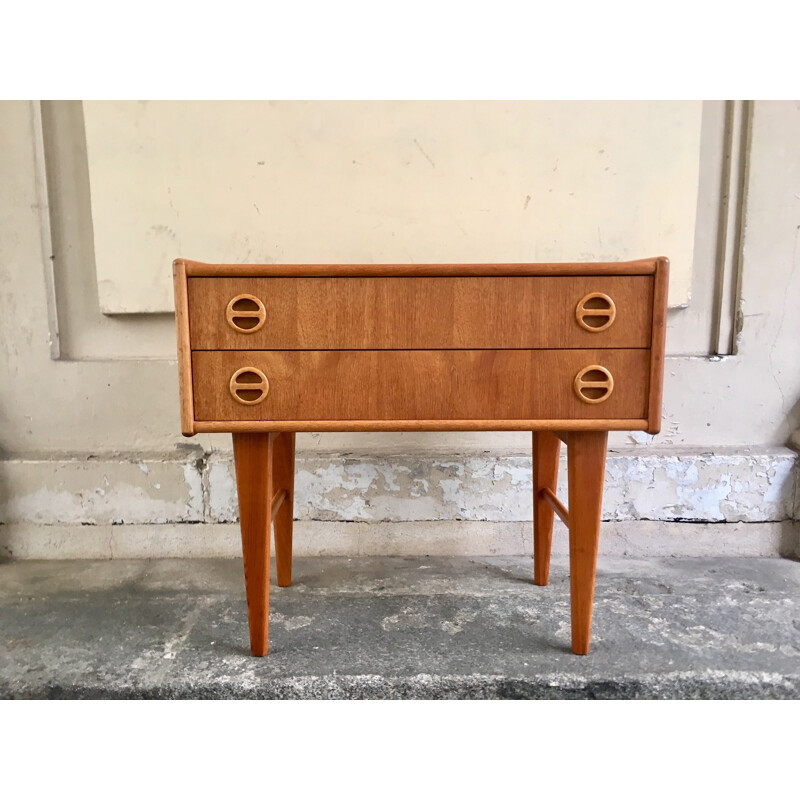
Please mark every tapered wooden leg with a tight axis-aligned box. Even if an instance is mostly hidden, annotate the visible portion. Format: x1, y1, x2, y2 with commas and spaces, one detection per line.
532, 431, 562, 586
272, 432, 296, 588
232, 432, 275, 657
567, 431, 608, 655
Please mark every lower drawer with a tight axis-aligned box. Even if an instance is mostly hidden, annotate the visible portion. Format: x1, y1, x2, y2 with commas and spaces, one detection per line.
192, 349, 650, 423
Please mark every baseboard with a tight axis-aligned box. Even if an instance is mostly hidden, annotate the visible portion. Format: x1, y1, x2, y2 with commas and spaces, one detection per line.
1, 447, 797, 560
2, 520, 797, 561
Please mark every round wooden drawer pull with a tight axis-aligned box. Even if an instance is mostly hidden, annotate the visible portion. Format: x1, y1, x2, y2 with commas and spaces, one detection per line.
573, 365, 614, 404
229, 368, 270, 405
226, 294, 266, 334
576, 293, 616, 332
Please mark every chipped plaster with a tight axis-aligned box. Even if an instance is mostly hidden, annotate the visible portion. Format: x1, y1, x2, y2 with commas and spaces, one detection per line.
1, 449, 796, 544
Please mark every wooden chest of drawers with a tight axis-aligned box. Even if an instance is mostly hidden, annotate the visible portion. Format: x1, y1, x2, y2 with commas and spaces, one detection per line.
174, 257, 669, 656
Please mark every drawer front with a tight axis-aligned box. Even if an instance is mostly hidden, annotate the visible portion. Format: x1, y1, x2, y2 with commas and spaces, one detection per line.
188, 276, 652, 350
192, 349, 650, 422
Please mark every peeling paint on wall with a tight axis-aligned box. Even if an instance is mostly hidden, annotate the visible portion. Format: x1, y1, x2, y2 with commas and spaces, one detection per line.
206, 449, 797, 525
602, 452, 797, 523
0, 458, 204, 525
1, 449, 797, 535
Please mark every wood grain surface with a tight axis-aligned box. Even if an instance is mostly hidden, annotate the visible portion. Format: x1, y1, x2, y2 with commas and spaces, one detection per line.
192, 349, 650, 423
187, 276, 653, 350
532, 431, 562, 586
647, 257, 670, 433
272, 431, 295, 588
192, 418, 650, 433
567, 431, 608, 655
179, 258, 660, 277
232, 432, 275, 656
172, 259, 195, 435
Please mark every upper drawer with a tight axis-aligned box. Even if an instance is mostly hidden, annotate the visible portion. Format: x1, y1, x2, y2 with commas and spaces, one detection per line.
187, 276, 653, 350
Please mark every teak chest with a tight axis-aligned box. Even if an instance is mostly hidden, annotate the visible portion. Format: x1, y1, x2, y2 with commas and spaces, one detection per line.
174, 257, 669, 656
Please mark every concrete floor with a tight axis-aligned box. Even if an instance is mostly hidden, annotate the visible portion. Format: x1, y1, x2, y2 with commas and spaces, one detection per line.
1, 555, 799, 699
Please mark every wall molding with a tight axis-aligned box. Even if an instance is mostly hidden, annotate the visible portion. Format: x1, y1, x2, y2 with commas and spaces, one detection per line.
30, 101, 59, 359
712, 99, 752, 355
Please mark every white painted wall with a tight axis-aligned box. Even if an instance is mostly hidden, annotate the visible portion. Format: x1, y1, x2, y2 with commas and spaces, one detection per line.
4, 100, 794, 452
0, 100, 799, 559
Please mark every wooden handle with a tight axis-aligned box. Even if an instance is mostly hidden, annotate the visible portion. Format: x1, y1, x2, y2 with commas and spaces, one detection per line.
229, 367, 270, 405
575, 292, 616, 332
226, 294, 267, 334
573, 365, 614, 404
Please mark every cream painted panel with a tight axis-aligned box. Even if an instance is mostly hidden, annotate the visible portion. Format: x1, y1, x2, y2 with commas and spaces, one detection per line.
83, 101, 699, 313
